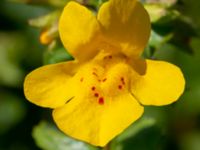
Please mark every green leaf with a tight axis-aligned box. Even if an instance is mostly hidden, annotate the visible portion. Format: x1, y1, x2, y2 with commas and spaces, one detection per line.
7, 0, 71, 7
43, 47, 73, 65
116, 117, 156, 142
143, 30, 172, 58
88, 0, 108, 9
111, 114, 165, 150
180, 131, 200, 150
0, 32, 26, 87
180, 0, 200, 35
29, 11, 61, 28
142, 0, 177, 7
145, 4, 180, 23
32, 121, 98, 150
151, 18, 196, 55
167, 19, 197, 54
0, 91, 26, 134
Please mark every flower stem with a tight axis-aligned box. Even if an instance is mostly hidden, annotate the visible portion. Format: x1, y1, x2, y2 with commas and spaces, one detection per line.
103, 142, 111, 150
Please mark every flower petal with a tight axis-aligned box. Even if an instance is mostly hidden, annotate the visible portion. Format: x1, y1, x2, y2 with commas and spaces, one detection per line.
53, 93, 143, 147
24, 61, 78, 108
131, 60, 185, 106
97, 0, 151, 57
59, 1, 101, 61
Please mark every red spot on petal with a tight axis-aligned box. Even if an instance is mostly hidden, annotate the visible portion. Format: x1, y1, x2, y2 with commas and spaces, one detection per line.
102, 78, 107, 82
94, 93, 99, 97
98, 79, 101, 82
121, 77, 125, 85
91, 87, 96, 91
98, 97, 104, 105
118, 85, 122, 90
108, 55, 112, 59
92, 72, 98, 77
80, 78, 84, 82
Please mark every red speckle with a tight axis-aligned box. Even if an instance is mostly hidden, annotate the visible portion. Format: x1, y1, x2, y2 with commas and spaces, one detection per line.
94, 93, 99, 97
80, 78, 84, 82
104, 55, 112, 60
98, 79, 101, 82
102, 78, 107, 82
98, 97, 104, 105
121, 77, 125, 85
91, 87, 96, 91
92, 72, 98, 77
118, 85, 122, 90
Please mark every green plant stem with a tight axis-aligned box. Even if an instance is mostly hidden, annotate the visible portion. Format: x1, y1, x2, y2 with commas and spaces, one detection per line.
103, 142, 111, 150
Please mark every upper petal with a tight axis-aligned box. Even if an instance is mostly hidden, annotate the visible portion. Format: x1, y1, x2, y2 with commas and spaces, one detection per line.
97, 0, 151, 57
131, 60, 185, 106
53, 93, 143, 147
59, 1, 101, 61
24, 61, 78, 108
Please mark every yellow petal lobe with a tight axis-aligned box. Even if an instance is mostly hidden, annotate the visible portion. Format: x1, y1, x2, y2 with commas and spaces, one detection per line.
59, 1, 101, 61
24, 62, 78, 108
131, 60, 185, 106
53, 93, 143, 146
97, 0, 151, 57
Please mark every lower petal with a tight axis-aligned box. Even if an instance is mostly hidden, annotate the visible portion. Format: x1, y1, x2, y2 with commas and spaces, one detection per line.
24, 61, 78, 108
52, 93, 143, 147
131, 59, 185, 106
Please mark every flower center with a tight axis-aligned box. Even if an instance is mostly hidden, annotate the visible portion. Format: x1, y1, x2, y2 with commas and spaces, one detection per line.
74, 52, 132, 105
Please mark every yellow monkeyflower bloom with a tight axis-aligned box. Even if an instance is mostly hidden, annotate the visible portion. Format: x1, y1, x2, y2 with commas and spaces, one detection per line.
24, 0, 185, 147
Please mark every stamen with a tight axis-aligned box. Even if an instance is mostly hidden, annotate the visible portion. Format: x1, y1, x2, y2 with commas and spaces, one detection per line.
98, 97, 104, 105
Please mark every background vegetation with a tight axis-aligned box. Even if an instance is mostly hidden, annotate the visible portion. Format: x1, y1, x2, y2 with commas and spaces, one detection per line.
0, 0, 200, 149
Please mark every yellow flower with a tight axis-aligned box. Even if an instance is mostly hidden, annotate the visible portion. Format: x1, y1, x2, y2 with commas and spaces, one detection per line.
24, 0, 185, 147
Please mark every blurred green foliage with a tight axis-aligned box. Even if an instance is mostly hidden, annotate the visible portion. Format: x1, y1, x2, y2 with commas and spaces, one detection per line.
32, 121, 92, 150
0, 91, 26, 134
1, 0, 200, 150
